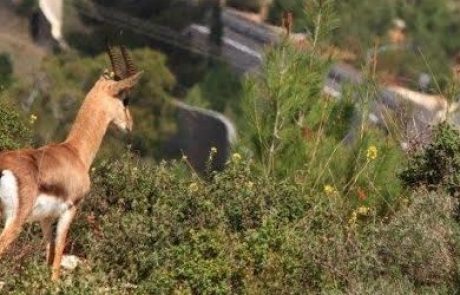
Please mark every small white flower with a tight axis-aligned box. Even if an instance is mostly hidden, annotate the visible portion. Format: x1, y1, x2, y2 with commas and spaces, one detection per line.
29, 114, 38, 125
60, 255, 81, 270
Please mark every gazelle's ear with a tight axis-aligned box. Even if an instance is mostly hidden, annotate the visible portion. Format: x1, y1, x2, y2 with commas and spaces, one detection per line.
108, 71, 143, 96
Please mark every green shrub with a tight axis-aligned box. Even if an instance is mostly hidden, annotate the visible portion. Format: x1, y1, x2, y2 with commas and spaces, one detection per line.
241, 39, 404, 213
374, 190, 459, 287
400, 122, 460, 197
242, 42, 329, 177
2, 153, 458, 293
185, 63, 243, 116
0, 53, 13, 87
0, 92, 31, 150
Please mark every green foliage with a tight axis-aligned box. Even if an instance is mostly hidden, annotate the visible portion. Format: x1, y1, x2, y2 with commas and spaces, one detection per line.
270, 0, 338, 46
398, 0, 460, 57
0, 53, 13, 87
373, 190, 460, 287
2, 2, 460, 293
185, 63, 243, 115
241, 7, 404, 212
269, 0, 460, 85
1, 154, 458, 293
243, 42, 329, 176
0, 92, 31, 150
400, 123, 460, 197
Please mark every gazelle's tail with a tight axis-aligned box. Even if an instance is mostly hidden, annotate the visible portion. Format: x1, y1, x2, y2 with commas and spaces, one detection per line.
0, 170, 19, 224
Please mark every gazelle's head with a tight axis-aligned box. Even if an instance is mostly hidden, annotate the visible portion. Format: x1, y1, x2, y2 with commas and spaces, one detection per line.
95, 44, 143, 133
95, 71, 142, 133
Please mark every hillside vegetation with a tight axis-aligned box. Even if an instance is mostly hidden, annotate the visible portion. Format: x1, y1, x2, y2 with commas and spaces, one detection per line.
0, 0, 460, 294
1, 42, 460, 294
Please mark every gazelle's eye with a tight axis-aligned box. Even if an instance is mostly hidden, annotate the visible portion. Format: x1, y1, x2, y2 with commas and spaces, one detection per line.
123, 97, 130, 106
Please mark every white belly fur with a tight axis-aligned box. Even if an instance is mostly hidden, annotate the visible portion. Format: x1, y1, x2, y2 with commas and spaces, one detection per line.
1, 171, 69, 223
28, 194, 70, 222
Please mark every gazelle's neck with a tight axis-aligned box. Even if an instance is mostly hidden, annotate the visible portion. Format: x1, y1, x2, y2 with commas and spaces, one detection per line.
64, 94, 111, 171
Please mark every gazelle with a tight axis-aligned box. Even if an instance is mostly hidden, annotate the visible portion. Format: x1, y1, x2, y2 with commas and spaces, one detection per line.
0, 45, 142, 281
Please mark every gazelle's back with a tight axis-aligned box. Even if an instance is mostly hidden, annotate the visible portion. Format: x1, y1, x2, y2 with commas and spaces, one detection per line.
0, 143, 90, 208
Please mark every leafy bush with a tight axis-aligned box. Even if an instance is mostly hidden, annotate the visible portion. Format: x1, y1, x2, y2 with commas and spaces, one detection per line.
1, 153, 458, 293
400, 123, 460, 197
185, 63, 243, 116
374, 190, 459, 286
241, 39, 404, 214
0, 92, 31, 150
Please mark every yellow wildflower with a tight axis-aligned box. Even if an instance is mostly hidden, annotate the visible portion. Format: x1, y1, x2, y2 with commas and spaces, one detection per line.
349, 206, 371, 227
348, 211, 358, 226
356, 206, 370, 216
366, 145, 378, 160
208, 147, 217, 161
323, 185, 336, 195
189, 182, 199, 193
29, 114, 38, 125
232, 153, 242, 162
401, 198, 409, 206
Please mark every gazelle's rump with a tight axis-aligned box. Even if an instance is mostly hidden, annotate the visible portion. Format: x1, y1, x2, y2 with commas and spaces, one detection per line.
0, 170, 19, 226
28, 194, 72, 223
0, 171, 70, 223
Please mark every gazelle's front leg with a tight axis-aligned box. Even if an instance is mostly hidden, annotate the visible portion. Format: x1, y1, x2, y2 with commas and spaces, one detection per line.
51, 206, 77, 281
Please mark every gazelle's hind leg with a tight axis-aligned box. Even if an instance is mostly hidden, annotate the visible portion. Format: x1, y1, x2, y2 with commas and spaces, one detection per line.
40, 218, 55, 265
0, 171, 36, 256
